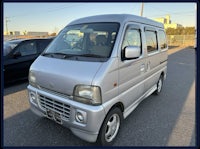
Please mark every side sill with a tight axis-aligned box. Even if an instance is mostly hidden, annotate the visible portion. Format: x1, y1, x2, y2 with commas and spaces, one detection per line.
123, 84, 157, 119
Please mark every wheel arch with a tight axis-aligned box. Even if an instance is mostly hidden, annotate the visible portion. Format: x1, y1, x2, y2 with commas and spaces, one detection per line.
105, 102, 124, 118
160, 71, 165, 80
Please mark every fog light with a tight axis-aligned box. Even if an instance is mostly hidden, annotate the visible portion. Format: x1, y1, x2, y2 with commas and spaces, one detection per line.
76, 112, 84, 122
29, 91, 38, 106
30, 93, 36, 100
75, 110, 87, 124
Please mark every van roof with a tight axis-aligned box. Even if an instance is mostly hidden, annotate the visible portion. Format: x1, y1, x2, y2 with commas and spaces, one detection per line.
68, 14, 164, 28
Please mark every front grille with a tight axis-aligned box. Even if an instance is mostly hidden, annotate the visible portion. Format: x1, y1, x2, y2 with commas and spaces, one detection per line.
39, 86, 70, 98
38, 94, 71, 120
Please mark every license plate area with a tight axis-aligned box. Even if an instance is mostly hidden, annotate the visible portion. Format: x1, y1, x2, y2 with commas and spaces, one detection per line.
45, 109, 63, 124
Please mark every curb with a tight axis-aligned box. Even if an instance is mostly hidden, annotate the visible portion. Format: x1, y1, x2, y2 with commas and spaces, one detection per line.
168, 46, 188, 55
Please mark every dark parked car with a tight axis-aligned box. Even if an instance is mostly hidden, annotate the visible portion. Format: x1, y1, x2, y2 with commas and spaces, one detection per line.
4, 38, 54, 84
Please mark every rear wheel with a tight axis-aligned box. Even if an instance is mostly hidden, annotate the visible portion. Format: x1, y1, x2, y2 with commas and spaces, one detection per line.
97, 107, 123, 146
154, 75, 163, 95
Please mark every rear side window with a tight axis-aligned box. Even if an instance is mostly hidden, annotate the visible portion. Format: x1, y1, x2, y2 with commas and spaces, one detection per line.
158, 30, 167, 50
145, 30, 158, 53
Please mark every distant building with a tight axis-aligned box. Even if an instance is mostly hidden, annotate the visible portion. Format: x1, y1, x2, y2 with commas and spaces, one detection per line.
154, 15, 183, 29
27, 31, 49, 36
4, 31, 20, 35
13, 31, 20, 36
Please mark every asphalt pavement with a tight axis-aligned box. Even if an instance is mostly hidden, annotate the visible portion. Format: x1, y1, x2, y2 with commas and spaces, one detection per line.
3, 46, 196, 146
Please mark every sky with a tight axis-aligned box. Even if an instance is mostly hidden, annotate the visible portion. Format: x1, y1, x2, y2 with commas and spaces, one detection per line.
3, 2, 196, 34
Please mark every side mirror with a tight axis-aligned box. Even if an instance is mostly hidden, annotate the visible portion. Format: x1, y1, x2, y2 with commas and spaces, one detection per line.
13, 51, 21, 58
124, 46, 141, 59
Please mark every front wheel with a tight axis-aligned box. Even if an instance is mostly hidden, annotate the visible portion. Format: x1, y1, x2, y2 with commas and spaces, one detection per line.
97, 107, 123, 146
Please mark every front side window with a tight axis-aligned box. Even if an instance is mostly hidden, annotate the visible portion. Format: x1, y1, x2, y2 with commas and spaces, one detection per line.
145, 30, 158, 53
121, 26, 142, 60
15, 41, 37, 56
122, 27, 141, 50
43, 23, 120, 62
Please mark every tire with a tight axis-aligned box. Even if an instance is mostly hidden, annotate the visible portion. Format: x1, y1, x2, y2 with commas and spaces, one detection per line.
97, 107, 123, 146
154, 75, 163, 95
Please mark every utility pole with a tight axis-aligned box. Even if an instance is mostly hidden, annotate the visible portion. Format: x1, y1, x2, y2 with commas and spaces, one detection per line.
5, 17, 10, 35
140, 3, 144, 17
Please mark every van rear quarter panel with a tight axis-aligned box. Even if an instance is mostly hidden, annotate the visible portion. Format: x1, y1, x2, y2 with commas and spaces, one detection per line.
144, 52, 163, 92
143, 39, 168, 92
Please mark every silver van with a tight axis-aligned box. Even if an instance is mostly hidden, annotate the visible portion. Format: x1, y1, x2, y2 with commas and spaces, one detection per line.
27, 14, 168, 145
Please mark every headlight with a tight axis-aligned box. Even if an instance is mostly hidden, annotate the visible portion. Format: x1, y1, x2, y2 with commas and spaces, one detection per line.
73, 85, 102, 105
29, 71, 36, 87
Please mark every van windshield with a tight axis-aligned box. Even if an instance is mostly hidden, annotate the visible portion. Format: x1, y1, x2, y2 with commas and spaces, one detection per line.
43, 23, 120, 62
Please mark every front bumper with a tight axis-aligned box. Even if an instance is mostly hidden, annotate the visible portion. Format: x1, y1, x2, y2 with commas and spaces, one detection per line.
27, 85, 106, 142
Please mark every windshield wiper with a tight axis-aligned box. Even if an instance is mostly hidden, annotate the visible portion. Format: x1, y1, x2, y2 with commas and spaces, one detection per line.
42, 52, 56, 57
42, 52, 54, 56
42, 52, 74, 58
42, 53, 107, 60
79, 54, 107, 58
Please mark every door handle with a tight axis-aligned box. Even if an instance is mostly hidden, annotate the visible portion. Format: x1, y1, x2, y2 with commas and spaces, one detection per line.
140, 64, 145, 72
147, 61, 151, 70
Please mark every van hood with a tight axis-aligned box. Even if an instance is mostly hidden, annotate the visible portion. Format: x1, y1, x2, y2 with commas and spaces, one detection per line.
30, 56, 103, 96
